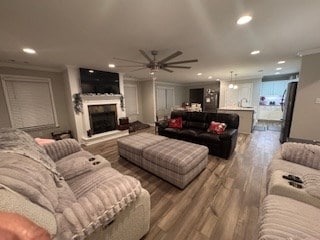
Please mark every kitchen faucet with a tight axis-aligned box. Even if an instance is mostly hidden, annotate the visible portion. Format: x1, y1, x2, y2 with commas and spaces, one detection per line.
238, 98, 248, 107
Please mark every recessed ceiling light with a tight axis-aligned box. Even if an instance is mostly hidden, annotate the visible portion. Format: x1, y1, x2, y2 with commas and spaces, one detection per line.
208, 76, 212, 79
89, 70, 94, 73
237, 15, 252, 25
275, 72, 280, 75
216, 78, 220, 81
22, 48, 36, 54
108, 64, 115, 68
197, 73, 202, 76
278, 60, 285, 64
251, 50, 260, 55
276, 67, 282, 71
150, 72, 155, 75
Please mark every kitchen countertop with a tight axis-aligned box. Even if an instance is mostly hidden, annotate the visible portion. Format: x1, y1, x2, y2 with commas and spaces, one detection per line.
218, 107, 255, 111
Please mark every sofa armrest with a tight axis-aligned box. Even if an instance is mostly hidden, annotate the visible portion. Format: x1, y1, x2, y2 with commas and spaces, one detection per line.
157, 120, 169, 129
218, 129, 237, 140
43, 139, 82, 162
56, 154, 111, 180
281, 142, 320, 170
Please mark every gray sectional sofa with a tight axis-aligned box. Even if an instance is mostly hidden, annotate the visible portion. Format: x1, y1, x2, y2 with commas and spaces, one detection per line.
258, 142, 320, 239
0, 128, 150, 240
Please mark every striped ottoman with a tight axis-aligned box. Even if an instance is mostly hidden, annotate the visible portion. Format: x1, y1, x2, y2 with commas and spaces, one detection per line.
117, 133, 167, 166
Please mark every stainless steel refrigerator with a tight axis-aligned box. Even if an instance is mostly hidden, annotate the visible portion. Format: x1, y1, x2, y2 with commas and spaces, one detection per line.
279, 81, 298, 143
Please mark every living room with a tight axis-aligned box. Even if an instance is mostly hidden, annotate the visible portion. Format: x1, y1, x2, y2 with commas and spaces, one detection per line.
1, 1, 320, 240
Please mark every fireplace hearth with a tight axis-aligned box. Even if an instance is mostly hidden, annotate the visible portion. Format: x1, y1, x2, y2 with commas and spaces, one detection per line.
88, 104, 117, 135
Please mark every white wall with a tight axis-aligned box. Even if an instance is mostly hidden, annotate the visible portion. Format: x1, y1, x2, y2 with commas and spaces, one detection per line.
290, 53, 320, 141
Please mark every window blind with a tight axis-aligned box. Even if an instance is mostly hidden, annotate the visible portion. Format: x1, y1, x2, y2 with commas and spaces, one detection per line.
124, 84, 139, 115
1, 75, 58, 129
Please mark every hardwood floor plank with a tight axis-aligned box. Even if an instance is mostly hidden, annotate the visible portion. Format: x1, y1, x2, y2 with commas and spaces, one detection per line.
83, 127, 281, 240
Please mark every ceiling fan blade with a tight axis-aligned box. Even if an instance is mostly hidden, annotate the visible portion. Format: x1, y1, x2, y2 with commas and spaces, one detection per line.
139, 50, 153, 62
166, 59, 198, 65
129, 67, 148, 72
159, 51, 183, 64
115, 65, 145, 68
165, 66, 191, 69
161, 68, 174, 73
113, 57, 146, 64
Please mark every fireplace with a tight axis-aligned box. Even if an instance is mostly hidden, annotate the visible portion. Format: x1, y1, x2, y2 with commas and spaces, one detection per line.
88, 104, 117, 135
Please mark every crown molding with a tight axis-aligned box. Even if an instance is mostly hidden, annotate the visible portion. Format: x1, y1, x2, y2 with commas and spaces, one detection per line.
297, 48, 320, 57
0, 62, 63, 72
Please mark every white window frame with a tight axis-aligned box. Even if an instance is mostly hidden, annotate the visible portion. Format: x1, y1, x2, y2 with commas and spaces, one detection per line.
156, 86, 175, 111
124, 83, 139, 115
1, 74, 59, 130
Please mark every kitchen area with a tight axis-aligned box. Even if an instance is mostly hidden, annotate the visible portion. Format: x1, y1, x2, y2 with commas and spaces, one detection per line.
218, 76, 299, 134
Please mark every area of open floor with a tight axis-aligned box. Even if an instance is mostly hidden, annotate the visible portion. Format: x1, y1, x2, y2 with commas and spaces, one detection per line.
84, 127, 281, 240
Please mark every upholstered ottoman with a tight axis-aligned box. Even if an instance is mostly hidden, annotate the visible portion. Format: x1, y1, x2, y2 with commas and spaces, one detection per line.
268, 170, 320, 208
117, 133, 167, 166
142, 139, 208, 189
258, 195, 320, 240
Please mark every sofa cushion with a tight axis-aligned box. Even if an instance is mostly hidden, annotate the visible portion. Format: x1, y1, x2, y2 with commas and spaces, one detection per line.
43, 139, 82, 162
179, 128, 203, 138
258, 195, 320, 240
197, 132, 220, 142
281, 142, 320, 170
267, 151, 320, 184
187, 112, 208, 130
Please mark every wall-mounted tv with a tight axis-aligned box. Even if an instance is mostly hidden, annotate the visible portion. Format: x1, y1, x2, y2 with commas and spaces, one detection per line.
80, 68, 120, 94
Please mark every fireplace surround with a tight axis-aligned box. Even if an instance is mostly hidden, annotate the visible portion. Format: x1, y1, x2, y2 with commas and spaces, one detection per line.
88, 104, 117, 135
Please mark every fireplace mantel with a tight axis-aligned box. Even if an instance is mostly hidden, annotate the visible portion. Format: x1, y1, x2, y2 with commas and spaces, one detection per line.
80, 97, 127, 145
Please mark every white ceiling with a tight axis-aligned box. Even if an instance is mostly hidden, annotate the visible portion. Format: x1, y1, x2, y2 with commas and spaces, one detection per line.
1, 0, 320, 83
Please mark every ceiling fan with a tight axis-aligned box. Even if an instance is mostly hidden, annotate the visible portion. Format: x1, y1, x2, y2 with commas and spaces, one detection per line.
114, 50, 198, 73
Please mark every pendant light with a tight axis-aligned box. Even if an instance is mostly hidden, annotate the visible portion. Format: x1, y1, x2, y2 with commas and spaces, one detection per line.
228, 71, 234, 89
233, 73, 238, 89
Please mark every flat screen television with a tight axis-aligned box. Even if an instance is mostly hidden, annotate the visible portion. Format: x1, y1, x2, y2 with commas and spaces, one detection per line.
80, 68, 120, 94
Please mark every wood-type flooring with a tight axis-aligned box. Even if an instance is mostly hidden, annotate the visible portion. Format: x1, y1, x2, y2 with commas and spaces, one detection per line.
84, 127, 281, 240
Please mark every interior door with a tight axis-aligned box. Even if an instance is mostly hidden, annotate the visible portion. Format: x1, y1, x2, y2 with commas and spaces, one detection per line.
189, 88, 204, 107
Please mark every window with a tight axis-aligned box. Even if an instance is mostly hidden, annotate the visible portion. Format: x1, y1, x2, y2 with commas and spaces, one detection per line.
1, 75, 58, 129
124, 84, 139, 115
156, 86, 175, 118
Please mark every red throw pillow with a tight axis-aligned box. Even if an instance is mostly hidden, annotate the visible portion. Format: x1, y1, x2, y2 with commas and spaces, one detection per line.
168, 117, 183, 129
208, 121, 227, 134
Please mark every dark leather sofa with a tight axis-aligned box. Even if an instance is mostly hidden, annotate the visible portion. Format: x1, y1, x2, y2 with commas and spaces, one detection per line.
158, 111, 239, 159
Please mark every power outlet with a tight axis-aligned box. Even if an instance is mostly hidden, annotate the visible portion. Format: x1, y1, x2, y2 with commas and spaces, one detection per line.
316, 98, 320, 104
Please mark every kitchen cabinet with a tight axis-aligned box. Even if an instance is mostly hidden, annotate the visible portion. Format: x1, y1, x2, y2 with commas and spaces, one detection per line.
260, 80, 288, 97
258, 106, 283, 121
225, 83, 253, 107
218, 107, 255, 134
